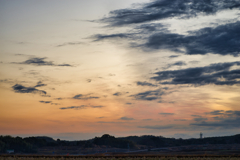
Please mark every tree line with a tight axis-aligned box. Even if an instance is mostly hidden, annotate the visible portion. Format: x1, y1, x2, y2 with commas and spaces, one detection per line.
0, 134, 239, 153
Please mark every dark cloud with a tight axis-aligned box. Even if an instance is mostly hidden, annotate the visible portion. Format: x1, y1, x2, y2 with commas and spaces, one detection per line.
100, 0, 240, 27
91, 23, 164, 44
174, 119, 187, 121
143, 22, 240, 56
191, 115, 202, 117
213, 116, 225, 120
12, 84, 47, 95
169, 55, 180, 58
14, 57, 73, 67
55, 98, 63, 100
130, 89, 165, 101
35, 81, 47, 87
126, 103, 132, 105
134, 23, 167, 32
98, 117, 105, 119
158, 100, 175, 103
226, 110, 240, 115
172, 61, 187, 66
56, 42, 83, 47
191, 118, 240, 128
136, 81, 157, 87
205, 110, 240, 116
194, 117, 208, 122
42, 95, 51, 97
95, 0, 240, 57
97, 121, 124, 124
138, 125, 175, 130
159, 112, 174, 115
229, 3, 240, 9
93, 22, 240, 56
60, 105, 86, 110
119, 116, 134, 120
91, 105, 104, 108
206, 110, 224, 115
93, 34, 131, 41
151, 61, 240, 85
57, 64, 72, 66
73, 94, 100, 100
87, 79, 91, 83
165, 61, 187, 69
60, 105, 104, 110
113, 92, 122, 96
51, 103, 60, 105
39, 101, 52, 104
191, 110, 240, 129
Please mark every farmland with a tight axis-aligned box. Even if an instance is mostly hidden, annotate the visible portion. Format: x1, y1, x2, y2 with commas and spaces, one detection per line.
0, 155, 240, 160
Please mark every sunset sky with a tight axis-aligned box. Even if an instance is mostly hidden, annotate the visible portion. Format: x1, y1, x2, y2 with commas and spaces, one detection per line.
0, 0, 240, 140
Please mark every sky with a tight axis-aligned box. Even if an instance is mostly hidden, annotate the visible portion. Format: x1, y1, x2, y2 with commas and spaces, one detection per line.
0, 0, 240, 140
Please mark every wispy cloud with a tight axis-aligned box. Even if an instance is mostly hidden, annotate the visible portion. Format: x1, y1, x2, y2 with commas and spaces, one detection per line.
193, 117, 208, 122
138, 125, 176, 130
60, 105, 87, 110
97, 121, 125, 123
159, 112, 174, 116
73, 94, 100, 100
174, 119, 187, 121
56, 42, 83, 47
206, 110, 225, 115
113, 92, 122, 96
35, 81, 47, 87
119, 116, 134, 120
91, 105, 104, 108
0, 79, 14, 84
169, 55, 180, 58
93, 34, 131, 41
39, 101, 52, 104
60, 105, 105, 110
130, 89, 166, 101
136, 81, 157, 87
12, 83, 47, 95
55, 98, 63, 100
13, 57, 73, 67
165, 61, 187, 69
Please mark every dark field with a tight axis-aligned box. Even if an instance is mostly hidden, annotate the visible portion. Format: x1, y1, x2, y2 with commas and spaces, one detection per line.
1, 151, 240, 160
1, 155, 240, 160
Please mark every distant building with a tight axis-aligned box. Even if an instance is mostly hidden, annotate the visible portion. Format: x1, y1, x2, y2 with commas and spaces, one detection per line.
6, 150, 14, 154
200, 132, 203, 139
